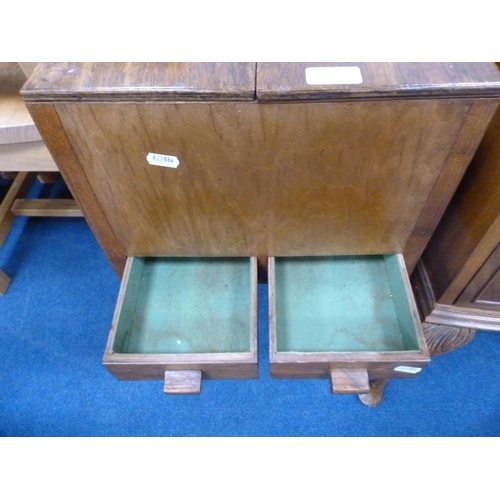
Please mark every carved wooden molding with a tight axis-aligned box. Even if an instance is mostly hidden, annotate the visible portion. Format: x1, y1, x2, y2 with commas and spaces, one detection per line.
423, 322, 476, 357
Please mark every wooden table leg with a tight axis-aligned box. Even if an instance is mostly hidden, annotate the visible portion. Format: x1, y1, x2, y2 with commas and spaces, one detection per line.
0, 269, 10, 295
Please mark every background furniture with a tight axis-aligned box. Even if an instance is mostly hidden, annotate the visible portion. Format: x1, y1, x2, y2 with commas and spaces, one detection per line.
22, 62, 500, 402
412, 84, 500, 353
0, 268, 9, 295
0, 62, 82, 293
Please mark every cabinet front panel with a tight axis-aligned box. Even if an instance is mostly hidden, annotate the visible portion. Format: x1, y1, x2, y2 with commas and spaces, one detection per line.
56, 99, 471, 257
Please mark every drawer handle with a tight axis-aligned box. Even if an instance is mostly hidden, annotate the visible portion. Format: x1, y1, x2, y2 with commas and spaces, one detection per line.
164, 370, 202, 395
330, 368, 370, 395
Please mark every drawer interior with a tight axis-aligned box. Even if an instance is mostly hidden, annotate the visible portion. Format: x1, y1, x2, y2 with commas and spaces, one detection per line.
112, 257, 254, 355
272, 255, 422, 353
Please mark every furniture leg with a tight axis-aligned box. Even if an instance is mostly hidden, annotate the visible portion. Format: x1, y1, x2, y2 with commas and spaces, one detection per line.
0, 171, 37, 246
0, 269, 10, 295
358, 379, 389, 407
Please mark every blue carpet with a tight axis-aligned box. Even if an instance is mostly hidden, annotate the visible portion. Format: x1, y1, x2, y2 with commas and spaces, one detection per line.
1, 183, 500, 436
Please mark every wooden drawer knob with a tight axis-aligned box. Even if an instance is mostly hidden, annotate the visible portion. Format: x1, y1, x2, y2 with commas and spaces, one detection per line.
330, 368, 370, 394
164, 370, 202, 395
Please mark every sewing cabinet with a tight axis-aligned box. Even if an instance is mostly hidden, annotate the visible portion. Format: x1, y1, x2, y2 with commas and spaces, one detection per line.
22, 63, 500, 402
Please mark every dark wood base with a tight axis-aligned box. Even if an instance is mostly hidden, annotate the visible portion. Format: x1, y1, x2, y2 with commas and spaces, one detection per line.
357, 323, 476, 407
412, 260, 500, 331
423, 322, 476, 356
358, 379, 388, 407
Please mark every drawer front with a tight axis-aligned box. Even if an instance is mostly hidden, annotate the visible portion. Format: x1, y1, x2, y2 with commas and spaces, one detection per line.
103, 256, 258, 394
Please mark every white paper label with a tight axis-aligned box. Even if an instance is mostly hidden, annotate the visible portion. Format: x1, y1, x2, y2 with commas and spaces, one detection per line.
147, 153, 179, 168
305, 66, 363, 85
394, 366, 422, 374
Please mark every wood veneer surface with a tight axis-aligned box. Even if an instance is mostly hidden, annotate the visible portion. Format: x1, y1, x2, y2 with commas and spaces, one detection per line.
22, 63, 256, 102
422, 101, 500, 303
23, 63, 500, 276
52, 98, 483, 264
257, 62, 500, 101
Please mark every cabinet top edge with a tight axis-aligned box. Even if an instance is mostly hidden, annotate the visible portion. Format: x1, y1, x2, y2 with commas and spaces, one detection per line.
21, 62, 257, 102
21, 62, 500, 103
257, 62, 500, 101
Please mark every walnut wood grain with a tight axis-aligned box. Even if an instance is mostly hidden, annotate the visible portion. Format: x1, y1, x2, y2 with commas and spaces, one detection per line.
0, 269, 10, 295
52, 98, 482, 262
24, 104, 126, 277
24, 63, 500, 282
423, 323, 476, 356
22, 63, 257, 102
257, 63, 500, 101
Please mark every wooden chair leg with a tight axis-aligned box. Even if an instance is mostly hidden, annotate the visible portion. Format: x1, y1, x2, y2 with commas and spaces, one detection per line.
0, 269, 10, 295
0, 171, 37, 246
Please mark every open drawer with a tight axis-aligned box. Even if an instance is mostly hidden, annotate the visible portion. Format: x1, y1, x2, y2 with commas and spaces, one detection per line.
103, 256, 258, 394
268, 255, 429, 395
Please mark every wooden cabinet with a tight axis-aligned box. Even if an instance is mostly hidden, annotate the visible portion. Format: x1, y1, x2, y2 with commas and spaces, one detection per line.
22, 62, 500, 401
412, 94, 500, 353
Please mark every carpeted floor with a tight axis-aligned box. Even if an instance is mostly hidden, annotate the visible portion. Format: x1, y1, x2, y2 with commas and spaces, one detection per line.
1, 179, 500, 437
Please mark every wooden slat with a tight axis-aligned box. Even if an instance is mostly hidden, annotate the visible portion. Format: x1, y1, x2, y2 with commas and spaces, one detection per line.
37, 172, 59, 184
0, 269, 10, 295
11, 199, 83, 217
